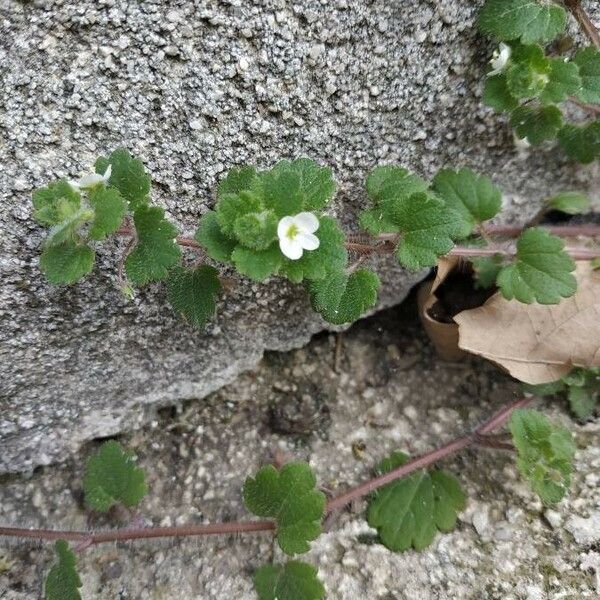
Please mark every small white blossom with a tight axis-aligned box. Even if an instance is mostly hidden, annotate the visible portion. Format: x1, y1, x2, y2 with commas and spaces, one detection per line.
513, 131, 531, 150
69, 164, 112, 191
489, 43, 511, 76
277, 212, 320, 260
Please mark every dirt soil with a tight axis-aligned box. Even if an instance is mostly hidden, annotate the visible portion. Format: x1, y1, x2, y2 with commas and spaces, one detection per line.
0, 292, 599, 599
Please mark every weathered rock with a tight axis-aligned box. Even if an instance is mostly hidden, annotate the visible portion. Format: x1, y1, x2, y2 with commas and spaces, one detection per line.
0, 0, 598, 473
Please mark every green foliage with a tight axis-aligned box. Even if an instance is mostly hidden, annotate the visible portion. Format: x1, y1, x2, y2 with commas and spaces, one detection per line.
234, 210, 278, 251
88, 187, 127, 241
478, 0, 567, 44
95, 147, 151, 211
432, 167, 502, 235
125, 206, 181, 285
218, 165, 259, 197
83, 440, 147, 512
195, 210, 236, 263
367, 452, 466, 552
167, 265, 221, 328
573, 47, 600, 104
557, 122, 600, 164
45, 207, 95, 248
540, 59, 582, 105
45, 540, 82, 600
506, 44, 550, 100
243, 461, 326, 555
547, 191, 591, 215
483, 74, 519, 112
509, 409, 576, 504
496, 228, 576, 304
33, 180, 81, 226
471, 255, 504, 289
231, 243, 283, 281
254, 561, 325, 600
216, 191, 263, 238
275, 158, 336, 211
308, 268, 380, 324
510, 105, 563, 145
40, 241, 95, 284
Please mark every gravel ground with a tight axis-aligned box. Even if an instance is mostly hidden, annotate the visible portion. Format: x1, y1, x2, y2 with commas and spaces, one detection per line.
1, 293, 599, 599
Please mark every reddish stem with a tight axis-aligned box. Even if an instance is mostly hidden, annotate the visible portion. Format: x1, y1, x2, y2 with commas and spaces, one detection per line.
564, 0, 600, 49
0, 397, 529, 545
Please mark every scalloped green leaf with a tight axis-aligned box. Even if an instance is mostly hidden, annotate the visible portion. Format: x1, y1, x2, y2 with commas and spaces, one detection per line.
510, 408, 575, 504
254, 561, 325, 600
540, 58, 582, 105
547, 192, 591, 215
471, 254, 504, 289
573, 46, 600, 104
195, 210, 237, 262
234, 210, 278, 250
243, 461, 326, 556
367, 452, 466, 552
308, 268, 380, 324
506, 45, 550, 99
557, 122, 600, 163
280, 158, 336, 211
32, 180, 81, 226
216, 191, 263, 238
478, 0, 567, 44
95, 148, 151, 211
88, 187, 127, 241
167, 265, 221, 328
45, 540, 82, 600
83, 440, 147, 512
510, 105, 563, 145
125, 205, 181, 285
261, 166, 304, 218
40, 241, 95, 284
483, 74, 520, 112
231, 243, 283, 281
217, 165, 259, 198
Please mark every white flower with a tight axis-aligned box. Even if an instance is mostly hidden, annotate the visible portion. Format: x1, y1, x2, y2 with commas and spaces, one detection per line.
69, 164, 112, 191
489, 43, 511, 76
513, 131, 531, 150
277, 212, 320, 260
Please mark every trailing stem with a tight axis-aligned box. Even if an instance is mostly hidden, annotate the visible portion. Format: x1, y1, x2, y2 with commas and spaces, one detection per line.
564, 0, 600, 49
0, 397, 529, 546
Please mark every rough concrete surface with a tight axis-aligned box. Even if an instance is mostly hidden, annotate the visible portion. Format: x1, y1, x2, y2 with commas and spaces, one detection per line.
0, 302, 598, 599
1, 0, 600, 473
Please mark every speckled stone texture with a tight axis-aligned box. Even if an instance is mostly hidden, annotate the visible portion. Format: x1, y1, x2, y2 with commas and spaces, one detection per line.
0, 0, 598, 473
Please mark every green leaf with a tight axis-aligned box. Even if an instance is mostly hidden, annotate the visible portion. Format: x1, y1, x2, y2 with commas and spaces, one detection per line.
32, 180, 81, 226
279, 216, 347, 283
216, 191, 263, 239
510, 105, 563, 145
254, 561, 325, 600
471, 255, 504, 289
195, 210, 237, 262
83, 440, 147, 512
360, 166, 429, 235
234, 210, 278, 250
167, 265, 221, 328
45, 540, 82, 600
217, 165, 259, 198
281, 158, 335, 211
95, 148, 151, 211
510, 408, 576, 504
40, 241, 95, 285
506, 44, 550, 99
478, 0, 567, 44
261, 167, 304, 218
125, 205, 181, 285
522, 379, 566, 397
496, 228, 576, 304
540, 58, 582, 104
88, 187, 127, 240
231, 243, 283, 281
308, 268, 380, 324
391, 192, 464, 270
432, 168, 502, 236
547, 191, 591, 215
483, 74, 520, 112
45, 207, 95, 248
243, 461, 326, 555
367, 452, 466, 552
568, 385, 598, 419
573, 47, 600, 104
557, 122, 600, 163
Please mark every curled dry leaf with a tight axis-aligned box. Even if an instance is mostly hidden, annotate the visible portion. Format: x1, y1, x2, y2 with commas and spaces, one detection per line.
455, 262, 600, 384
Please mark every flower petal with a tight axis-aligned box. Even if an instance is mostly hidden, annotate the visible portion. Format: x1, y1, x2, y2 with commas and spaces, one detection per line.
277, 216, 295, 239
298, 232, 319, 251
102, 164, 113, 182
78, 173, 105, 189
279, 236, 303, 260
294, 212, 319, 234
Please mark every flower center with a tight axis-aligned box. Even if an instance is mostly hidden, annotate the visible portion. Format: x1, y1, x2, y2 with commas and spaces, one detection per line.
286, 223, 300, 240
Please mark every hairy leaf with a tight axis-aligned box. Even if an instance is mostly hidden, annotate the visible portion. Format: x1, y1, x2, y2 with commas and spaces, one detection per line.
231, 243, 282, 281
217, 165, 259, 198
95, 147, 150, 211
510, 409, 575, 504
506, 44, 550, 99
471, 255, 504, 289
275, 158, 335, 211
261, 167, 304, 217
88, 187, 127, 240
510, 105, 563, 145
367, 452, 466, 551
45, 540, 82, 600
547, 191, 591, 215
234, 210, 278, 250
573, 46, 600, 104
167, 265, 221, 328
558, 122, 600, 163
83, 440, 147, 512
478, 0, 567, 44
216, 191, 262, 238
40, 241, 95, 284
496, 228, 576, 303
243, 461, 326, 555
540, 58, 582, 104
125, 205, 181, 285
308, 268, 380, 324
33, 180, 81, 226
432, 168, 502, 236
483, 74, 519, 112
195, 210, 236, 262
254, 561, 325, 600
45, 207, 94, 248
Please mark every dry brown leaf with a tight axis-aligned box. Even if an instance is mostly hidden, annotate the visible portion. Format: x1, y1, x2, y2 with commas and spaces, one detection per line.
454, 262, 600, 384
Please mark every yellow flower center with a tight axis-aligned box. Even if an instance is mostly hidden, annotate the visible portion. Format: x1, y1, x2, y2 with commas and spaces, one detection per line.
286, 223, 300, 240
